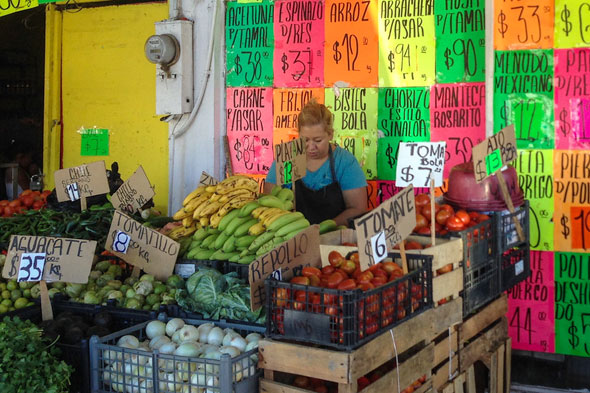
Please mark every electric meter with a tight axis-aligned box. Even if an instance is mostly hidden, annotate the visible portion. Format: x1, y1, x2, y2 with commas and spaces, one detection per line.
144, 34, 179, 66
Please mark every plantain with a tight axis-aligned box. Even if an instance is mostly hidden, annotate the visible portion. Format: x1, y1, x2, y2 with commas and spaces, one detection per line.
262, 210, 290, 227
277, 187, 294, 202
235, 235, 257, 248
251, 206, 271, 219
258, 195, 287, 209
266, 211, 305, 232
182, 216, 194, 228
192, 226, 209, 241
183, 193, 212, 213
276, 217, 310, 237
248, 230, 276, 252
218, 209, 241, 232
238, 201, 260, 218
214, 232, 230, 250
234, 218, 259, 237
258, 208, 285, 223
224, 215, 253, 236
270, 185, 282, 196
248, 221, 266, 236
222, 235, 236, 253
199, 200, 224, 217
216, 176, 259, 195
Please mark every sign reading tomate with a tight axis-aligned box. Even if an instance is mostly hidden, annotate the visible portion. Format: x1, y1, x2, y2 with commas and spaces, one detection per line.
353, 186, 416, 270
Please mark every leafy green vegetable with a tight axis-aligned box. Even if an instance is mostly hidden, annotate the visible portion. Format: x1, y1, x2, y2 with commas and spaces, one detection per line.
0, 316, 73, 393
176, 267, 264, 323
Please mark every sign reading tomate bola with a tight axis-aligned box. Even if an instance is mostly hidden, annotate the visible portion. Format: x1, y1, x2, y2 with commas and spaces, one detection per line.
354, 186, 416, 270
2, 235, 96, 283
106, 211, 180, 280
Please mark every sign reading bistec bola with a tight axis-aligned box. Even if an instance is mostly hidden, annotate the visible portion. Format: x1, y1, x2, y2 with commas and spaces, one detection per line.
354, 186, 416, 270
106, 210, 180, 280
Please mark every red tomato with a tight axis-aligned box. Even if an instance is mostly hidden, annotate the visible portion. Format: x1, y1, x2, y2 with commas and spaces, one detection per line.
468, 211, 480, 221
275, 288, 289, 307
321, 265, 336, 275
477, 213, 490, 222
309, 274, 321, 287
414, 213, 428, 231
3, 206, 14, 217
349, 252, 360, 265
0, 200, 8, 207
327, 273, 345, 288
381, 261, 401, 274
20, 189, 33, 197
416, 226, 431, 235
20, 196, 34, 208
435, 209, 451, 226
328, 251, 344, 267
440, 204, 454, 214
357, 282, 375, 291
340, 260, 357, 275
291, 276, 310, 286
446, 216, 465, 231
371, 276, 387, 287
357, 271, 374, 284
302, 267, 321, 278
337, 279, 357, 291
405, 240, 423, 250
455, 209, 471, 225
414, 194, 430, 208
8, 200, 21, 208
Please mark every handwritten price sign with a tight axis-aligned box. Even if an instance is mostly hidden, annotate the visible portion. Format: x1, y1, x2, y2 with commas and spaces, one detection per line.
396, 142, 446, 187
471, 124, 518, 183
555, 0, 590, 48
0, 0, 38, 17
494, 0, 554, 50
275, 137, 306, 186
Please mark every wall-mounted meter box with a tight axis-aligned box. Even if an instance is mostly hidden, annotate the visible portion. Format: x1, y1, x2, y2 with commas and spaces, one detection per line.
146, 20, 193, 115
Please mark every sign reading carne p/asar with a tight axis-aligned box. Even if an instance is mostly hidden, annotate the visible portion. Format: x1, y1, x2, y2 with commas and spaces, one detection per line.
275, 137, 306, 186
54, 161, 111, 202
354, 185, 416, 270
2, 235, 97, 283
106, 210, 180, 281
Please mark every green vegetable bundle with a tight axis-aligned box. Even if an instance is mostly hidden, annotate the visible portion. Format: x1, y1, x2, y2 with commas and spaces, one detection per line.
175, 267, 264, 323
0, 316, 73, 393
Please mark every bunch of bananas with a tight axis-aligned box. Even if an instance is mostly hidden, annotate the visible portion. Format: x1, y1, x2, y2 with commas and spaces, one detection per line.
168, 175, 259, 241
183, 185, 314, 264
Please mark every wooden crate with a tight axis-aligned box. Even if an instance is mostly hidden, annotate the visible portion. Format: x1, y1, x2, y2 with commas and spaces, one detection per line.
259, 299, 464, 393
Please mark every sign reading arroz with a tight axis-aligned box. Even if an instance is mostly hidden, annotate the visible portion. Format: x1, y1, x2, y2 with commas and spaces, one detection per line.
54, 161, 111, 202
354, 186, 416, 270
2, 235, 97, 283
106, 210, 180, 281
396, 141, 446, 187
275, 137, 307, 186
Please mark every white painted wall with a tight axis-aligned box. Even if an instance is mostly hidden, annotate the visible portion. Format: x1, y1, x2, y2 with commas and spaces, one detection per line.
166, 0, 226, 214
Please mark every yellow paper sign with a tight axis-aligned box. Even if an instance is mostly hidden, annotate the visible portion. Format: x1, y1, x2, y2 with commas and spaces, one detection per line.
0, 0, 38, 18
555, 0, 590, 49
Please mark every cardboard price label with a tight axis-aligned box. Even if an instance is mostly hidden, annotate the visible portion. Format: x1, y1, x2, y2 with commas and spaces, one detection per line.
471, 124, 518, 183
54, 161, 110, 202
396, 142, 446, 187
249, 225, 321, 310
275, 137, 307, 186
354, 186, 416, 270
106, 211, 180, 281
2, 235, 97, 283
199, 171, 219, 186
111, 166, 155, 214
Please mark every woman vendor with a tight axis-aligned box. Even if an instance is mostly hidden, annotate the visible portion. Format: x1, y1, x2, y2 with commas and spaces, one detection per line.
264, 100, 368, 226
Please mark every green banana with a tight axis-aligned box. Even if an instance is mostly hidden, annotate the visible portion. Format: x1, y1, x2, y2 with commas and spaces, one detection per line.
277, 187, 294, 202
186, 246, 205, 259
319, 219, 338, 234
276, 217, 310, 237
283, 200, 294, 211
256, 237, 285, 256
238, 201, 260, 218
238, 254, 257, 264
218, 209, 241, 232
187, 239, 203, 251
271, 185, 282, 196
229, 253, 241, 262
210, 250, 240, 261
195, 249, 216, 260
234, 218, 258, 237
206, 227, 221, 235
257, 195, 287, 209
267, 211, 305, 232
235, 235, 257, 248
201, 233, 218, 249
222, 235, 236, 253
224, 215, 253, 236
248, 230, 276, 252
192, 227, 209, 241
283, 227, 306, 241
214, 232, 230, 250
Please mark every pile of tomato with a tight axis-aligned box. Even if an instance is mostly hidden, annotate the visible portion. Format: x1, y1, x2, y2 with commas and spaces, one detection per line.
272, 250, 427, 343
0, 190, 51, 217
413, 193, 490, 235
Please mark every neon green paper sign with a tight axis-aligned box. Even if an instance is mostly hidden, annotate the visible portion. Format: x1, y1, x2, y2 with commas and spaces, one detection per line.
81, 128, 109, 156
485, 149, 502, 175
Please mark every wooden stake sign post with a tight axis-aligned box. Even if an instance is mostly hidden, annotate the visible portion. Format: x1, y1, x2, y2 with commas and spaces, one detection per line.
54, 161, 110, 211
106, 211, 180, 281
471, 124, 524, 242
2, 235, 97, 321
353, 186, 417, 273
111, 166, 155, 215
275, 137, 306, 209
396, 141, 446, 246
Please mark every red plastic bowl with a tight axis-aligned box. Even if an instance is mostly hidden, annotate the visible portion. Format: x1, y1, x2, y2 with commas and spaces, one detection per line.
445, 162, 522, 204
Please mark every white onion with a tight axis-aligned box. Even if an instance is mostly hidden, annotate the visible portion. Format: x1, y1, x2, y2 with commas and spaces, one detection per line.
117, 335, 140, 348
245, 340, 259, 352
191, 372, 208, 386
171, 330, 182, 344
245, 333, 262, 343
149, 335, 170, 350
174, 342, 201, 357
178, 325, 199, 343
222, 332, 236, 347
197, 323, 214, 343
146, 320, 166, 339
165, 318, 185, 337
219, 345, 241, 358
207, 327, 224, 346
139, 379, 154, 393
229, 336, 247, 353
159, 342, 177, 355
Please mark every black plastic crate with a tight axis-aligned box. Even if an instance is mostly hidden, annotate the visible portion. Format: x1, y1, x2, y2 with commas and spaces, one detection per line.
495, 200, 530, 254
13, 300, 157, 393
462, 257, 500, 316
500, 243, 531, 292
451, 215, 497, 270
222, 260, 251, 280
265, 253, 433, 351
174, 258, 223, 278
89, 316, 264, 393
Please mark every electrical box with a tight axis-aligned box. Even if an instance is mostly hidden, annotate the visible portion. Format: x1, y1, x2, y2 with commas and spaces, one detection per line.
146, 20, 193, 115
